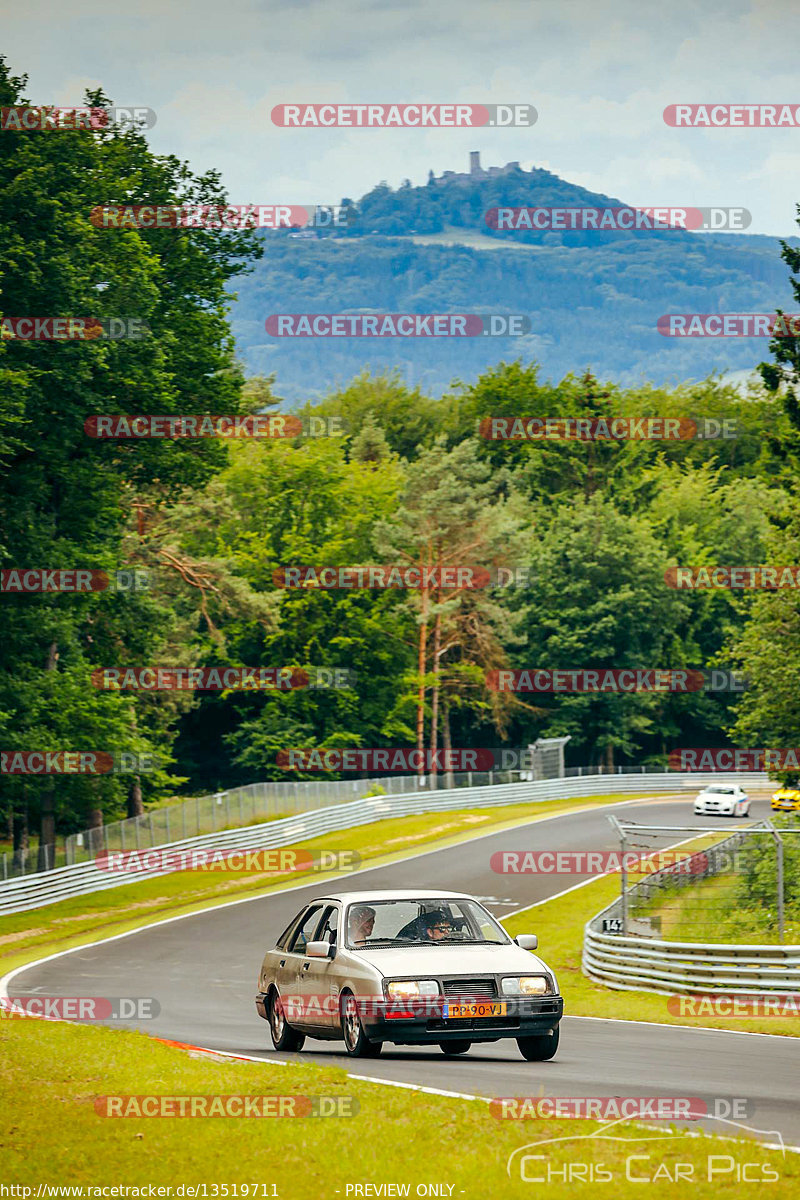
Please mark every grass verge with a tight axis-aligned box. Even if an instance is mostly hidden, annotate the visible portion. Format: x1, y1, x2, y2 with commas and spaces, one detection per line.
1, 1016, 794, 1194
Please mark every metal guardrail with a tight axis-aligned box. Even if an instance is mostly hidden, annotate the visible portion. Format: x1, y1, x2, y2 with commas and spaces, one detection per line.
0, 770, 768, 915
4, 763, 672, 881
583, 827, 800, 994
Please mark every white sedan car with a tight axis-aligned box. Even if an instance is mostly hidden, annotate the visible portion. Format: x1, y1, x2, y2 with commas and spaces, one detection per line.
256, 889, 562, 1060
694, 784, 750, 817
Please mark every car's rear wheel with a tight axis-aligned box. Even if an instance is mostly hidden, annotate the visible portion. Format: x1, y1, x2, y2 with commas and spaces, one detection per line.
440, 1040, 471, 1056
340, 990, 382, 1057
517, 1027, 559, 1061
268, 989, 305, 1052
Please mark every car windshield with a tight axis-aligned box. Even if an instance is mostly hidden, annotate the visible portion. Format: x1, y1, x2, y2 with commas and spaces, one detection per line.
705, 787, 733, 795
344, 899, 510, 949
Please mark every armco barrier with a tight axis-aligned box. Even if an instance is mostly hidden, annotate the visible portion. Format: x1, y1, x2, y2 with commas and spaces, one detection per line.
0, 771, 769, 915
583, 825, 800, 994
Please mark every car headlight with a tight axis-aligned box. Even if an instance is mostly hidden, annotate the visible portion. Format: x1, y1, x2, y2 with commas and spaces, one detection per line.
385, 979, 438, 999
501, 976, 550, 996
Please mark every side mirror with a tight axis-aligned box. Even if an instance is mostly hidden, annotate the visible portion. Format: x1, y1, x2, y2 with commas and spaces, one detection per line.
305, 940, 334, 959
515, 934, 538, 950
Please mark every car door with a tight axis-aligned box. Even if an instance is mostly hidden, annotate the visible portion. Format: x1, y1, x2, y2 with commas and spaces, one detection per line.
279, 903, 325, 1027
296, 902, 342, 1032
263, 905, 310, 996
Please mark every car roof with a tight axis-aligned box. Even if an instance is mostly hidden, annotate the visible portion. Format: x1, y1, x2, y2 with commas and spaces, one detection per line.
302, 889, 474, 905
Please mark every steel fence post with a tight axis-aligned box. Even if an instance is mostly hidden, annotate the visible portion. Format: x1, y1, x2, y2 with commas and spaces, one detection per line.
777, 831, 785, 944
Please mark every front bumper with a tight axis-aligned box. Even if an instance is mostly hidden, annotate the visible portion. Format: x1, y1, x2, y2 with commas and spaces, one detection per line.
362, 995, 564, 1045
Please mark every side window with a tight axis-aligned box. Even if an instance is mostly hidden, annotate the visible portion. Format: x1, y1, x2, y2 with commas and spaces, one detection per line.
276, 909, 307, 951
288, 905, 323, 954
316, 904, 339, 946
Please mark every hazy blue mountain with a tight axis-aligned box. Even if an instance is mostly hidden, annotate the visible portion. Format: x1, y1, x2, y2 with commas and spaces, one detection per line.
230, 157, 798, 400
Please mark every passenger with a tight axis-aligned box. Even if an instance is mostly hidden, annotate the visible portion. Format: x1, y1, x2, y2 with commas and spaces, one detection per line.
348, 905, 376, 946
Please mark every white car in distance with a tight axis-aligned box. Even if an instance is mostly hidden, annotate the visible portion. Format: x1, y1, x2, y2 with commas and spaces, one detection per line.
694, 784, 750, 817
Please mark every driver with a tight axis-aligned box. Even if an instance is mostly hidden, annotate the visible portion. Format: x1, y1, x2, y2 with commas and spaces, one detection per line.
419, 909, 454, 941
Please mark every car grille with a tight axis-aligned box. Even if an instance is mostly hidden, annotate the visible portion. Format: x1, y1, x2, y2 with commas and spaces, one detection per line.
441, 977, 497, 1000
427, 1016, 519, 1031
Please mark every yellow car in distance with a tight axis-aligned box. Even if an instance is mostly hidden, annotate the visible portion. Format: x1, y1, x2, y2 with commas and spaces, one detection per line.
771, 787, 800, 812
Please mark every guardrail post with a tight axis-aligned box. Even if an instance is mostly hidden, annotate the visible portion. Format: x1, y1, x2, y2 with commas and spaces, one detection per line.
165, 808, 171, 843
608, 815, 627, 934
764, 820, 785, 944
777, 831, 785, 945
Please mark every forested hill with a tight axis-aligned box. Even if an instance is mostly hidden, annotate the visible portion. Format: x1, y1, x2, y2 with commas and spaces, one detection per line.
330, 161, 697, 244
230, 161, 798, 400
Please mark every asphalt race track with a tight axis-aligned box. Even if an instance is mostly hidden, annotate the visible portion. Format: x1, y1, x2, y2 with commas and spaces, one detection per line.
8, 794, 800, 1146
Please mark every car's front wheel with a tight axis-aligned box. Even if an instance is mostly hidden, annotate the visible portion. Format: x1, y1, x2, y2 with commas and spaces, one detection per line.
440, 1040, 472, 1056
340, 991, 382, 1057
268, 989, 305, 1052
517, 1027, 559, 1061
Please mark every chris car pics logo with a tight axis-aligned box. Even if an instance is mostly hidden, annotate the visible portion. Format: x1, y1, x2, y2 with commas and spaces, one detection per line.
506, 1117, 783, 1184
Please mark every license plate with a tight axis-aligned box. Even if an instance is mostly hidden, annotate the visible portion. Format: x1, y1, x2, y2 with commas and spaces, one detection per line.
444, 1001, 507, 1019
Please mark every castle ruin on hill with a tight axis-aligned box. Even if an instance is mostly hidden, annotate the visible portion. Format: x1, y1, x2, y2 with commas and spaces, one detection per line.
432, 151, 523, 184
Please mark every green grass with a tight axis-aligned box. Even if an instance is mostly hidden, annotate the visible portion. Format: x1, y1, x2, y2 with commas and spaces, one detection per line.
1, 1016, 794, 1194
503, 872, 800, 1037
0, 792, 645, 978
638, 871, 800, 944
